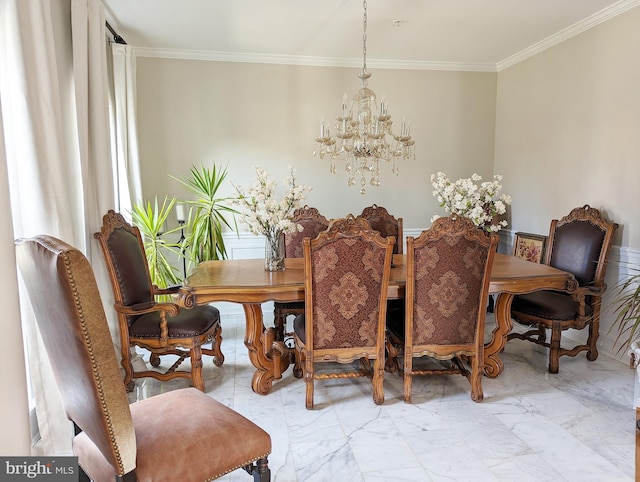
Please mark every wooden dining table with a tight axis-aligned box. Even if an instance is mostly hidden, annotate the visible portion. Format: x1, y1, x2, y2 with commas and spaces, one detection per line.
178, 253, 577, 395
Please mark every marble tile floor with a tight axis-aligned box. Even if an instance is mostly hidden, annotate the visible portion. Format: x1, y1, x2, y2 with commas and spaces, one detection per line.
130, 305, 635, 481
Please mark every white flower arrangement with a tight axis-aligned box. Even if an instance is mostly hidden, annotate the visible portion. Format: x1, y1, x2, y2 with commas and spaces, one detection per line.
430, 171, 512, 232
232, 166, 312, 240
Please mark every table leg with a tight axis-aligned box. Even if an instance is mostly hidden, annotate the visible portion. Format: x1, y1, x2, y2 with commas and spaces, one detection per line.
243, 303, 291, 395
483, 292, 514, 378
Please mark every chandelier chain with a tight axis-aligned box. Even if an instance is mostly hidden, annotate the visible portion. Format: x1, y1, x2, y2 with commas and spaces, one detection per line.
362, 0, 367, 74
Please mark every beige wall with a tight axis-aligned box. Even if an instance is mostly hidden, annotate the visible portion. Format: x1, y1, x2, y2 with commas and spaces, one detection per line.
495, 5, 640, 249
135, 58, 497, 230
134, 5, 640, 360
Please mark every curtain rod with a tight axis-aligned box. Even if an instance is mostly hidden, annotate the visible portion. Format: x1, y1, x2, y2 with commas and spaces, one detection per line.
105, 21, 127, 45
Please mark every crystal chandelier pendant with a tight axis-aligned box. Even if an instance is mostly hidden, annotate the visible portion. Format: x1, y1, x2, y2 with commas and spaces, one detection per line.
313, 0, 415, 194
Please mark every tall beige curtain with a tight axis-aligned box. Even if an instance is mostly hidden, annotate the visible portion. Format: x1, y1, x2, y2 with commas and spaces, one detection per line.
0, 0, 116, 454
110, 42, 143, 217
0, 93, 31, 454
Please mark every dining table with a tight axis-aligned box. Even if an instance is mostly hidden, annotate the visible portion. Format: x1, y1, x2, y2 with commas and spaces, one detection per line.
178, 253, 577, 395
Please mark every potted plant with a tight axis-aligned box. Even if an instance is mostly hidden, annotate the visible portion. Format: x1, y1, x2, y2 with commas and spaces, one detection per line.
172, 164, 239, 267
131, 197, 182, 299
609, 266, 640, 409
609, 267, 640, 352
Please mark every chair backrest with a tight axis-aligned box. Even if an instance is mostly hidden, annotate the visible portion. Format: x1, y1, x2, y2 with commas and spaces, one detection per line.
284, 205, 330, 258
95, 210, 155, 318
303, 215, 394, 351
15, 236, 137, 475
358, 204, 403, 254
545, 205, 618, 288
406, 215, 498, 349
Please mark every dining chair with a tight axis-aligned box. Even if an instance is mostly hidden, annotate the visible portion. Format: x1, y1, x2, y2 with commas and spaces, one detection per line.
15, 235, 271, 481
508, 204, 618, 373
358, 203, 403, 254
94, 209, 224, 392
293, 214, 394, 409
358, 204, 405, 350
273, 205, 330, 342
390, 215, 498, 402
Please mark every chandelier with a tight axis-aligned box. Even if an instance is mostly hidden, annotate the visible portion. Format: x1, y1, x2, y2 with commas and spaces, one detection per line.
313, 0, 415, 195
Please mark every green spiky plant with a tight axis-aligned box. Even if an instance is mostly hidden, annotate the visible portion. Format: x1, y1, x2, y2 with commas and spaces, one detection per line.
131, 197, 182, 300
171, 164, 238, 267
609, 265, 640, 353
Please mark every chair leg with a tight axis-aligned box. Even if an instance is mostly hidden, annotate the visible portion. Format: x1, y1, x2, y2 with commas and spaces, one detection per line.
191, 344, 205, 391
293, 347, 303, 378
212, 325, 225, 367
244, 457, 270, 482
253, 457, 271, 482
548, 321, 562, 374
587, 316, 599, 361
372, 359, 385, 405
273, 310, 286, 342
385, 337, 400, 373
305, 352, 315, 409
469, 355, 483, 402
403, 352, 412, 403
121, 345, 135, 392
149, 353, 161, 367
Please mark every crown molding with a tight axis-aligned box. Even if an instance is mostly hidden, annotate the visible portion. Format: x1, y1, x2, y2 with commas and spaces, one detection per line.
497, 0, 640, 71
132, 47, 497, 72
131, 0, 640, 74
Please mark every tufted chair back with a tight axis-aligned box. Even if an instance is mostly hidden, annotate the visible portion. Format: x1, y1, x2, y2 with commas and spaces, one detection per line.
547, 213, 608, 288
103, 221, 154, 321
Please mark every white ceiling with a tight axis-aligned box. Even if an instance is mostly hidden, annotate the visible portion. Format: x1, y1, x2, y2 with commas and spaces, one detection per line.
102, 0, 639, 71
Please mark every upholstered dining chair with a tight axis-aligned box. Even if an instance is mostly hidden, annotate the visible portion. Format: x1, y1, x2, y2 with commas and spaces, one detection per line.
358, 204, 405, 343
358, 203, 403, 254
293, 214, 394, 409
273, 205, 330, 342
508, 204, 618, 373
94, 209, 224, 392
390, 215, 498, 403
15, 235, 271, 481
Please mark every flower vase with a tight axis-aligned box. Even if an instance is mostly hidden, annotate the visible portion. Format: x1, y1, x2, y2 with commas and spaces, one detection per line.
265, 233, 285, 271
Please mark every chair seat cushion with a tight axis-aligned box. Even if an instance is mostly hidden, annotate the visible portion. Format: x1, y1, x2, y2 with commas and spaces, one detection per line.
512, 291, 593, 321
74, 387, 271, 481
293, 313, 306, 343
130, 305, 220, 338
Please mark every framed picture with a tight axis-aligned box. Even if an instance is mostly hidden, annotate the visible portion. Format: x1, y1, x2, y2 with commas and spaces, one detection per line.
513, 232, 547, 264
